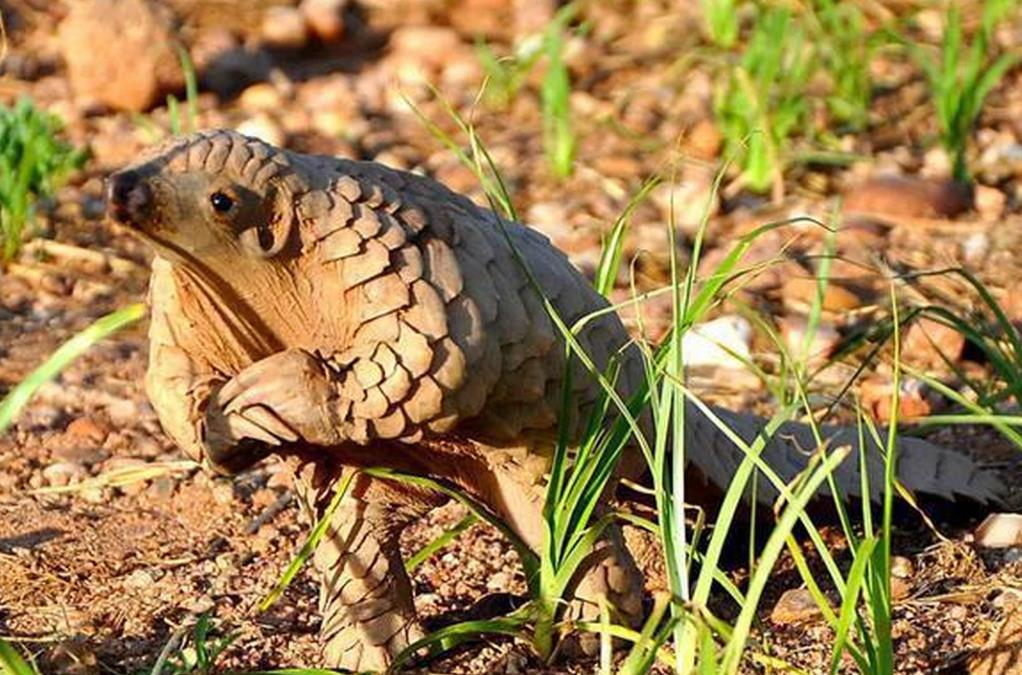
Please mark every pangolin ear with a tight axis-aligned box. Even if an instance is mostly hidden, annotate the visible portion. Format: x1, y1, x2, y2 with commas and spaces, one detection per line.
238, 186, 296, 258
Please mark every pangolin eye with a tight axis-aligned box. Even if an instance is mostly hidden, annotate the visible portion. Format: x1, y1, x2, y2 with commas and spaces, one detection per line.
210, 191, 234, 213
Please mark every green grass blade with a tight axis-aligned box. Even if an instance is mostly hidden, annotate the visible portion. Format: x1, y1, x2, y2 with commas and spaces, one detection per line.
405, 513, 477, 573
0, 638, 38, 675
364, 467, 540, 588
388, 616, 527, 673
593, 175, 661, 297
177, 46, 199, 133
828, 536, 878, 673
0, 303, 145, 433
720, 447, 851, 674
259, 470, 356, 611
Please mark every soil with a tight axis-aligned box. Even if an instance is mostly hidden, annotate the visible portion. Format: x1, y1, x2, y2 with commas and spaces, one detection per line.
2, 1, 1022, 673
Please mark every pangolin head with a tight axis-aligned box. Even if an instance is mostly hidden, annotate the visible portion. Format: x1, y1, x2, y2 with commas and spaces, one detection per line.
106, 129, 302, 267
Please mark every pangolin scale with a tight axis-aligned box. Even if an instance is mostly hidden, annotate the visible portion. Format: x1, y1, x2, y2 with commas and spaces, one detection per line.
106, 129, 1002, 671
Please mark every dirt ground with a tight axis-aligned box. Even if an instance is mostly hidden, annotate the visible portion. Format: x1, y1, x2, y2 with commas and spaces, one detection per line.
3, 0, 1022, 673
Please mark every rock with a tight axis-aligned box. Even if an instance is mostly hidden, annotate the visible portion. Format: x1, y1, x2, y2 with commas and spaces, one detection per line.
650, 169, 720, 238
444, 0, 512, 37
527, 201, 570, 233
979, 141, 1022, 183
969, 600, 1022, 675
65, 416, 110, 444
859, 376, 932, 423
124, 569, 156, 588
975, 185, 1006, 221
974, 514, 1022, 548
311, 110, 351, 138
266, 465, 294, 489
513, 0, 556, 36
891, 555, 915, 579
261, 5, 309, 49
681, 315, 752, 371
387, 26, 466, 85
105, 398, 148, 429
843, 176, 974, 220
301, 0, 348, 42
592, 154, 642, 180
890, 555, 915, 601
58, 0, 183, 111
962, 232, 990, 266
147, 476, 176, 501
486, 570, 512, 592
1003, 280, 1022, 325
921, 146, 952, 178
19, 404, 66, 431
778, 316, 840, 366
372, 149, 410, 170
235, 114, 286, 147
239, 83, 284, 113
192, 29, 274, 98
441, 56, 483, 89
43, 461, 88, 487
902, 317, 965, 372
891, 577, 912, 602
686, 118, 722, 161
781, 276, 864, 313
52, 444, 108, 467
836, 217, 889, 250
770, 588, 824, 625
252, 524, 279, 554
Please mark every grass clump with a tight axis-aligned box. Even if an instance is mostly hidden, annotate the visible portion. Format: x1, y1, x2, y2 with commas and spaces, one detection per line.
476, 3, 579, 180
904, 0, 1019, 182
0, 98, 85, 262
713, 6, 813, 197
809, 0, 875, 131
540, 6, 577, 180
701, 0, 739, 48
476, 35, 545, 110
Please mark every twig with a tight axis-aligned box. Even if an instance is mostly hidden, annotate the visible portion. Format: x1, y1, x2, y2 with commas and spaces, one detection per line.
149, 621, 191, 675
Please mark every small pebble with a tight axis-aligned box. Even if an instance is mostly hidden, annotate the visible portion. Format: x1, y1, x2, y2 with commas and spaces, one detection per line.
261, 6, 309, 49
681, 315, 752, 370
66, 416, 110, 443
235, 114, 286, 147
770, 588, 824, 625
301, 0, 348, 42
891, 555, 915, 579
975, 514, 1022, 548
239, 83, 284, 113
974, 185, 1006, 221
43, 461, 88, 487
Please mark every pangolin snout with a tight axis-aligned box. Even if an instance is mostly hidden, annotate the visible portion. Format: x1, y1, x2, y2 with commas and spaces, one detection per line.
106, 170, 153, 227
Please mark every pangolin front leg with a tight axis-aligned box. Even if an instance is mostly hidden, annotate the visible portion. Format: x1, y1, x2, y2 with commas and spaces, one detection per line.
292, 461, 446, 671
203, 349, 346, 470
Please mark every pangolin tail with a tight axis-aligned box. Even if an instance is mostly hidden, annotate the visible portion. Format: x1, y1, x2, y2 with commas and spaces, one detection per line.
682, 402, 1004, 506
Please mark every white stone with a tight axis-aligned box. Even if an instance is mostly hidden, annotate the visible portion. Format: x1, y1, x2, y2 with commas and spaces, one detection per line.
681, 315, 753, 370
975, 513, 1022, 548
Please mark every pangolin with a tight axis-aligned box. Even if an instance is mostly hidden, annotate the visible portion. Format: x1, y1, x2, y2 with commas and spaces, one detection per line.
106, 129, 1002, 671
